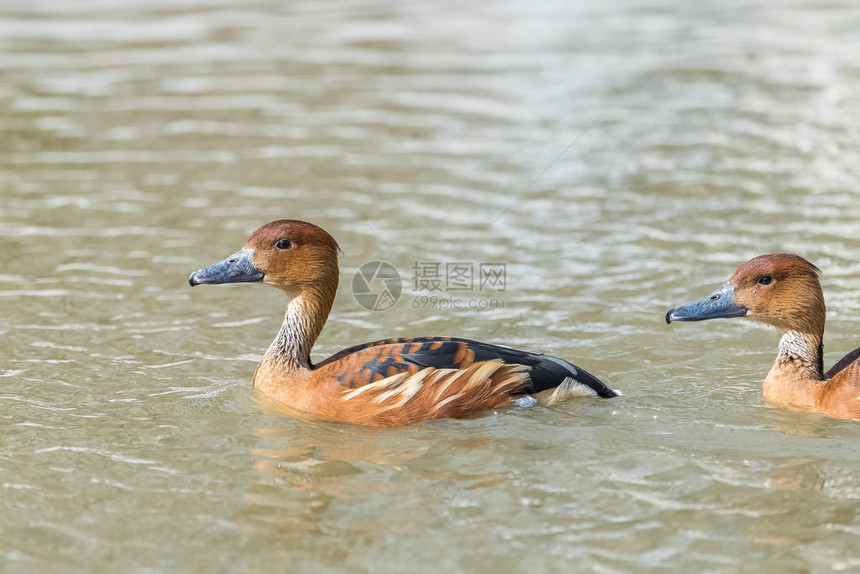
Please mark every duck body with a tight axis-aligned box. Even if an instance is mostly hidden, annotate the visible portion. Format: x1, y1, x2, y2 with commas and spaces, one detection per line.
190, 220, 616, 427
817, 358, 860, 419
667, 253, 860, 422
255, 336, 613, 427
762, 356, 860, 420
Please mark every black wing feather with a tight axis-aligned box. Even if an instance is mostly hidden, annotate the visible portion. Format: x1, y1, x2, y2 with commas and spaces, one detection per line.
825, 346, 860, 380
314, 336, 616, 398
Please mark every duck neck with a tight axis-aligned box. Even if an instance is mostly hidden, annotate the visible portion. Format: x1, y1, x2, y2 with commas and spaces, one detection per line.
774, 329, 824, 381
264, 285, 335, 371
764, 327, 825, 408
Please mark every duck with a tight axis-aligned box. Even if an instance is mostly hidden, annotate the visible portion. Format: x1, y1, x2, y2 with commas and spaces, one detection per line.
666, 253, 860, 421
188, 219, 618, 427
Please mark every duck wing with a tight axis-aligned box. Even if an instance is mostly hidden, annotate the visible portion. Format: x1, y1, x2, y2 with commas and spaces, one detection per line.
313, 336, 616, 398
825, 347, 860, 380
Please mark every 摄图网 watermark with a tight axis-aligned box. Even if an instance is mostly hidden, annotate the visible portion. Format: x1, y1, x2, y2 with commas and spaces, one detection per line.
352, 260, 506, 311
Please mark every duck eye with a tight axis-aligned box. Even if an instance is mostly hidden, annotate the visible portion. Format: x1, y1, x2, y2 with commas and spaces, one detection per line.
757, 275, 772, 286
274, 238, 292, 250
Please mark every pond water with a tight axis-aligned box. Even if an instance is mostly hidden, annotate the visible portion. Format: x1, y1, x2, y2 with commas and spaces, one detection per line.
2, 0, 860, 571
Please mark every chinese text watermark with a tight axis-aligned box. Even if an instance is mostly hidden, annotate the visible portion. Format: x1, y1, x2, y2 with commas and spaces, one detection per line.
352, 261, 506, 311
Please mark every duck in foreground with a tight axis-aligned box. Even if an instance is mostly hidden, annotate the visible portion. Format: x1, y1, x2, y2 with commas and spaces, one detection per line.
189, 220, 617, 427
667, 253, 860, 422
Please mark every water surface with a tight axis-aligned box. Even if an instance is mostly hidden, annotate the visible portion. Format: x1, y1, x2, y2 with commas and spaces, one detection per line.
2, 0, 860, 571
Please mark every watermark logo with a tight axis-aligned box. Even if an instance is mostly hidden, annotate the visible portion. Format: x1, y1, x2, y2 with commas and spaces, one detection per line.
410, 261, 506, 292
352, 261, 402, 311
353, 260, 506, 311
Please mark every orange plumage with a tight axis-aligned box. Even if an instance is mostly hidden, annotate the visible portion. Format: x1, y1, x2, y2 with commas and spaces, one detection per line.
190, 220, 617, 427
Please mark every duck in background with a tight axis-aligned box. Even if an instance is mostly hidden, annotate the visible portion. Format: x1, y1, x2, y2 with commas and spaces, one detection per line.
667, 253, 860, 422
189, 220, 617, 427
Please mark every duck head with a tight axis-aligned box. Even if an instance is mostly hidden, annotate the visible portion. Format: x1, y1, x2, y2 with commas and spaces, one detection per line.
188, 220, 340, 296
666, 254, 825, 333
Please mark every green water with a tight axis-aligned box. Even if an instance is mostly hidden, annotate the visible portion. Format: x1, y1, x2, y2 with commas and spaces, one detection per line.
2, 0, 860, 571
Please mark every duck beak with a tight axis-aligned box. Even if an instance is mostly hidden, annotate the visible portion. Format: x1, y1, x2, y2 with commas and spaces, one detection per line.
666, 284, 748, 324
188, 248, 264, 286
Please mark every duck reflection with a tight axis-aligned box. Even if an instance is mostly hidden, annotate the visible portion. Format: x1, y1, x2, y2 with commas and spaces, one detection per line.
237, 393, 513, 546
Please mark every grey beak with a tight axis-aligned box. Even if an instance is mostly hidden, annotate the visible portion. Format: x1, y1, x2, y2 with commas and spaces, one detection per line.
666, 284, 748, 324
189, 248, 264, 286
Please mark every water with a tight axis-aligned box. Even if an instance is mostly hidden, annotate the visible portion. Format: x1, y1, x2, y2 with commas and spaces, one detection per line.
2, 0, 860, 571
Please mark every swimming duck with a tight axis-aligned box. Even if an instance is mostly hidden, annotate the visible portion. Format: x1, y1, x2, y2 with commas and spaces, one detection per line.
188, 220, 617, 427
666, 253, 860, 421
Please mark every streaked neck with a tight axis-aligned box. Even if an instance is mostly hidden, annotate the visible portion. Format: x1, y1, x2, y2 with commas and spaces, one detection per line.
775, 329, 824, 381
264, 286, 335, 370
